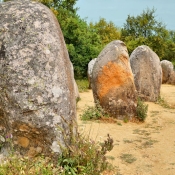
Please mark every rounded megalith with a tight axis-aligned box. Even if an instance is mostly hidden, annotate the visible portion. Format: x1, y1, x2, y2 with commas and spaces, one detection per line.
0, 0, 76, 157
91, 40, 137, 119
87, 58, 97, 89
161, 60, 175, 84
130, 45, 162, 101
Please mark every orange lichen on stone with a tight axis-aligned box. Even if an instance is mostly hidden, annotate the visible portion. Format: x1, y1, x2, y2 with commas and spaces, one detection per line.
17, 136, 30, 148
97, 61, 133, 99
27, 146, 43, 157
19, 124, 30, 132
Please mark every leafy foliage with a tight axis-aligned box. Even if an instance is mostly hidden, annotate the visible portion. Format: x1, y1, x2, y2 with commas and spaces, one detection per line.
122, 8, 175, 62
81, 101, 109, 121
58, 133, 114, 174
136, 98, 148, 122
59, 13, 102, 78
90, 18, 121, 45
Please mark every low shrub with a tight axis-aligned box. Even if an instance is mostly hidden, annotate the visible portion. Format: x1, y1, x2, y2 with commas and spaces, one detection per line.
81, 101, 109, 121
58, 133, 114, 175
136, 98, 148, 122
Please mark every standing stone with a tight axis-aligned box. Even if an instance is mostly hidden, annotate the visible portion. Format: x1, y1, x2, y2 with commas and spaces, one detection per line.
130, 45, 162, 101
73, 79, 80, 100
87, 58, 97, 89
70, 62, 80, 100
91, 40, 137, 119
0, 0, 76, 157
168, 71, 175, 85
161, 60, 175, 84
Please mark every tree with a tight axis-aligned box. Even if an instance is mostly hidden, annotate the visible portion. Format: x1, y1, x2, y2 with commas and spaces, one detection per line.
37, 0, 101, 78
57, 11, 102, 78
121, 8, 171, 60
162, 30, 175, 64
90, 18, 121, 45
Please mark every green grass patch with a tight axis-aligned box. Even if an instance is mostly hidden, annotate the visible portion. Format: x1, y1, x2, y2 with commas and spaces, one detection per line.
75, 79, 89, 93
120, 153, 137, 164
0, 156, 61, 175
123, 139, 133, 144
142, 139, 158, 148
133, 129, 150, 136
156, 96, 171, 108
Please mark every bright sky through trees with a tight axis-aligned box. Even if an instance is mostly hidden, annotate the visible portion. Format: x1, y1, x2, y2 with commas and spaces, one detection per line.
76, 0, 175, 30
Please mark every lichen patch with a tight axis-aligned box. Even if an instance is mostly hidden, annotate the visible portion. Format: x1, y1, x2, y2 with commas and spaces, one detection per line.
97, 61, 133, 99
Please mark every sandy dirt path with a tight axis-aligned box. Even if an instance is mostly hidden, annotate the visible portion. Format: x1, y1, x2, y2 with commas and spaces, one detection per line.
76, 85, 175, 175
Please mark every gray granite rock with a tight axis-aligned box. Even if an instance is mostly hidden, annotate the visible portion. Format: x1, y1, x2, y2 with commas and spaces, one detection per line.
87, 58, 97, 89
91, 40, 137, 119
0, 0, 76, 157
161, 60, 175, 84
130, 45, 162, 101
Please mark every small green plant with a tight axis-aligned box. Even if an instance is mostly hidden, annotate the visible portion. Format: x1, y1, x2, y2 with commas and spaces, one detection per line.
80, 106, 101, 120
120, 153, 137, 164
76, 96, 81, 104
123, 117, 129, 123
136, 98, 148, 122
117, 122, 122, 126
81, 101, 109, 121
75, 79, 89, 92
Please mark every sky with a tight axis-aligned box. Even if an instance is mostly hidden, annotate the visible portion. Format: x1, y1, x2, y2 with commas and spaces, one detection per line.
76, 0, 175, 30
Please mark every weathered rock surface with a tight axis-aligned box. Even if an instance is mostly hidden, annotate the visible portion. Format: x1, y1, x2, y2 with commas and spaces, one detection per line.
130, 45, 162, 101
0, 0, 76, 157
91, 40, 137, 119
70, 62, 79, 99
167, 71, 175, 85
161, 60, 175, 84
87, 58, 97, 89
74, 79, 80, 99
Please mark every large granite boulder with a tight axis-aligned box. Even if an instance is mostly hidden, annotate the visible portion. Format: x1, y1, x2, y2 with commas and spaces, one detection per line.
130, 45, 162, 101
0, 0, 76, 157
87, 58, 97, 89
161, 60, 175, 84
91, 40, 137, 119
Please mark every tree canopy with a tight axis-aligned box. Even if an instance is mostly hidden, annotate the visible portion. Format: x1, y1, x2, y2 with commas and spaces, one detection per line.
90, 18, 121, 45
121, 8, 175, 62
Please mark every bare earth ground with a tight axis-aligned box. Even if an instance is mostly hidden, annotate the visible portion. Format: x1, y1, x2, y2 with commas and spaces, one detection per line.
76, 84, 175, 175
